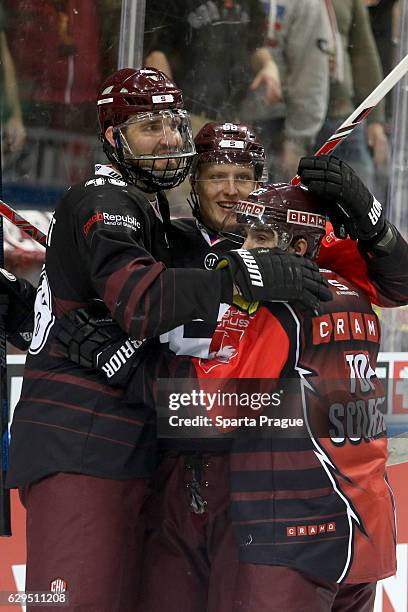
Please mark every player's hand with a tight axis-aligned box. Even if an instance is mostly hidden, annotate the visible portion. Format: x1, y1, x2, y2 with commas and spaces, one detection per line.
280, 140, 305, 181
250, 60, 282, 104
298, 155, 385, 241
218, 248, 332, 314
4, 115, 26, 153
367, 122, 389, 168
56, 307, 146, 387
56, 307, 125, 369
0, 268, 35, 350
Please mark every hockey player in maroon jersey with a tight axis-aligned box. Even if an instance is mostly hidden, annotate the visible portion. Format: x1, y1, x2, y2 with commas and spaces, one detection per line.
5, 72, 333, 611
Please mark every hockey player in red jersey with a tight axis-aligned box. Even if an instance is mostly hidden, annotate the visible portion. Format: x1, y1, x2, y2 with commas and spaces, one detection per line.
194, 184, 396, 611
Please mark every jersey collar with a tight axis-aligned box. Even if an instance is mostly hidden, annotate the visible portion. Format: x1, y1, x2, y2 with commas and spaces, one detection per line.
94, 164, 164, 222
94, 163, 123, 181
195, 219, 226, 246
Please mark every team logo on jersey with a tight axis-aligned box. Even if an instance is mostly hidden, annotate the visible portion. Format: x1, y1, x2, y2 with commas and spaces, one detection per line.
204, 252, 219, 270
83, 212, 142, 236
29, 268, 55, 355
219, 139, 245, 149
50, 578, 67, 592
198, 307, 249, 373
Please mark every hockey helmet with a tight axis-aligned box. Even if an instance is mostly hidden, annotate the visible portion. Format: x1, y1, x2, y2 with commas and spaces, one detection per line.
97, 68, 195, 192
191, 122, 265, 181
224, 183, 327, 258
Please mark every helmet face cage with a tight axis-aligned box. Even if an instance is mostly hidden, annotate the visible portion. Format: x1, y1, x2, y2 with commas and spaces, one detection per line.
221, 185, 327, 258
111, 110, 195, 192
191, 150, 265, 183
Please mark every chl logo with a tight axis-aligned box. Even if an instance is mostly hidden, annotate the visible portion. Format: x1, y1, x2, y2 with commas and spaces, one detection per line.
50, 578, 67, 593
204, 252, 219, 270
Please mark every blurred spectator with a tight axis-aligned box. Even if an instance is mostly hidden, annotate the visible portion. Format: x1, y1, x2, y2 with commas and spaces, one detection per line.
365, 0, 400, 122
364, 0, 399, 202
144, 0, 282, 133
365, 0, 399, 76
0, 3, 26, 153
314, 0, 388, 191
4, 0, 102, 134
144, 0, 284, 213
239, 0, 330, 180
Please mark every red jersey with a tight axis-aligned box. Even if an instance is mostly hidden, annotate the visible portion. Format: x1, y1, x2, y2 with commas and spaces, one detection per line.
190, 270, 396, 584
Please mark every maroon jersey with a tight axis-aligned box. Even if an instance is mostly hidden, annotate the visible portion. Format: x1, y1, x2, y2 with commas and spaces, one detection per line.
191, 271, 396, 584
7, 165, 225, 487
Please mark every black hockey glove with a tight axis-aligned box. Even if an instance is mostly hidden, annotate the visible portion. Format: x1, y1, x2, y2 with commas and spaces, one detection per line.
0, 268, 35, 350
298, 155, 385, 241
55, 307, 146, 387
218, 248, 332, 314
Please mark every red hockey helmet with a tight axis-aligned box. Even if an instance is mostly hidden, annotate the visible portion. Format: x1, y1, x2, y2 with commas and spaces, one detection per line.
225, 183, 327, 258
191, 122, 265, 181
97, 68, 195, 192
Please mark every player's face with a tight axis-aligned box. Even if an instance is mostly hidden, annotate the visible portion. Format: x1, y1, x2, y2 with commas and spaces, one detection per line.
242, 226, 279, 249
195, 163, 257, 231
124, 115, 183, 170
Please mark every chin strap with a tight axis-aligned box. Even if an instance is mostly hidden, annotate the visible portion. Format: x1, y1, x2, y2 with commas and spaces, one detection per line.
187, 182, 201, 219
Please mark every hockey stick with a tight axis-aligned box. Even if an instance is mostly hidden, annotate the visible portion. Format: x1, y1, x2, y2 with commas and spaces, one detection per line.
291, 52, 408, 185
290, 53, 408, 466
0, 200, 47, 247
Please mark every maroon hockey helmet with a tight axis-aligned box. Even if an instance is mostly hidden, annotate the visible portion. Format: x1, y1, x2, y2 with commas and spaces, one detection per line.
97, 68, 195, 192
191, 122, 265, 181
225, 183, 327, 258
97, 67, 184, 136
